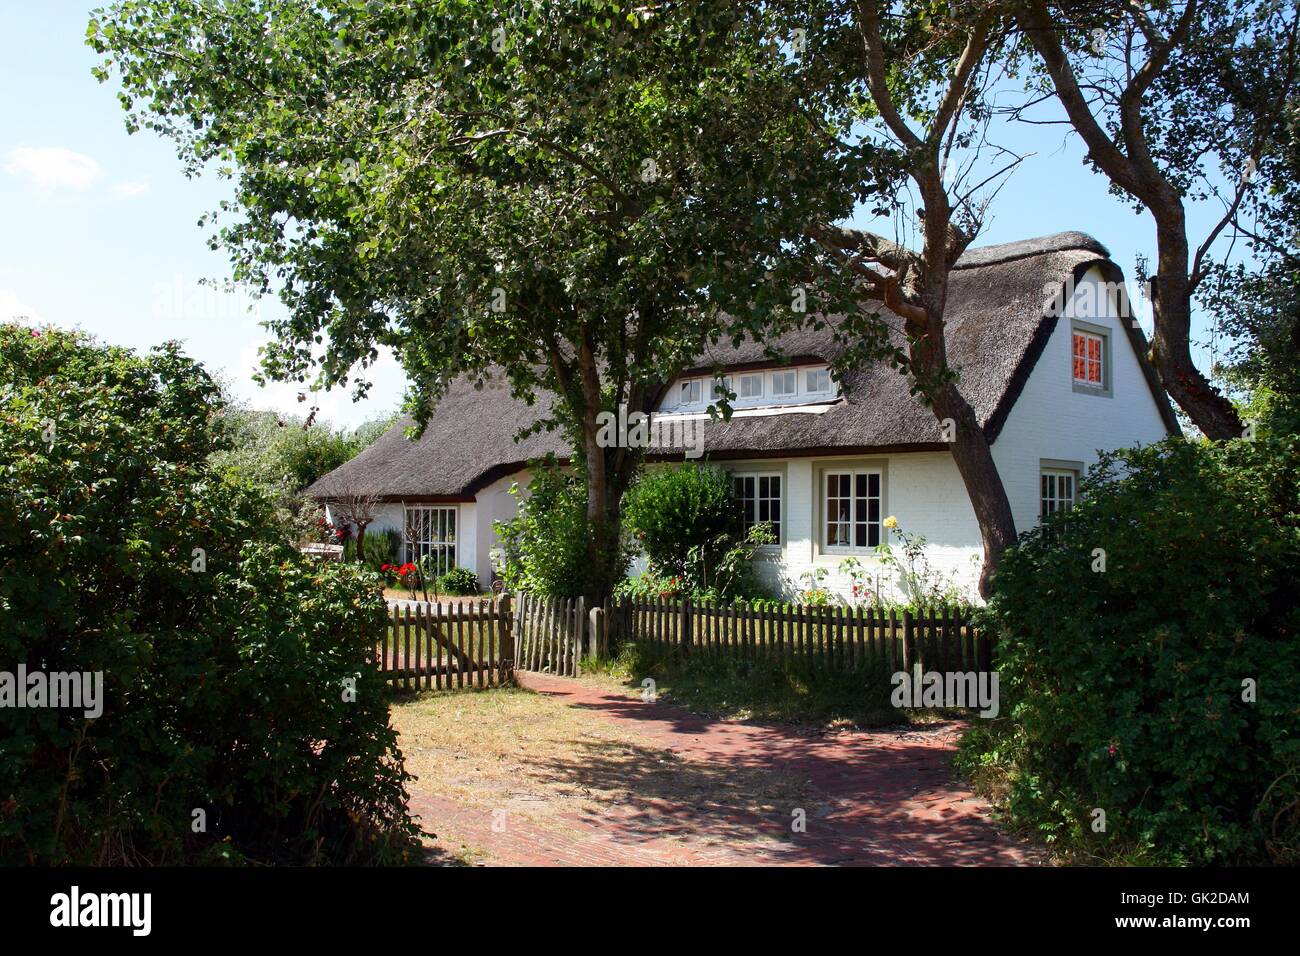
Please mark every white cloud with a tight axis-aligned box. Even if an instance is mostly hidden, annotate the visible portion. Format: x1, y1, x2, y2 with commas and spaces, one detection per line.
227, 340, 407, 430
0, 289, 47, 327
3, 146, 104, 192
110, 179, 150, 199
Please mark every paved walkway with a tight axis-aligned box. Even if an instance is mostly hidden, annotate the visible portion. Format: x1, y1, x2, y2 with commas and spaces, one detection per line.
411, 673, 1042, 866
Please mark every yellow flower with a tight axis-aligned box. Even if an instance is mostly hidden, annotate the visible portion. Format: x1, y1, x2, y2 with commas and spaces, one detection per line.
883, 515, 898, 530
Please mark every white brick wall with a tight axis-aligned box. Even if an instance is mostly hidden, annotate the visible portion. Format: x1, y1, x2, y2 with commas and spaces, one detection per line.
991, 265, 1170, 534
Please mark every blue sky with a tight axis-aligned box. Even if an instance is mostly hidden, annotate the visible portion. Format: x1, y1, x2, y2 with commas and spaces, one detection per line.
2, 4, 1228, 429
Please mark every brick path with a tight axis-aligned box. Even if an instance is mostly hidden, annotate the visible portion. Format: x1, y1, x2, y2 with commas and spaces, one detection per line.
411, 673, 1042, 866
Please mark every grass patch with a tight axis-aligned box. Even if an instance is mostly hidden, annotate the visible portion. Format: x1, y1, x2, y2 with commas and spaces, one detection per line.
585, 641, 955, 729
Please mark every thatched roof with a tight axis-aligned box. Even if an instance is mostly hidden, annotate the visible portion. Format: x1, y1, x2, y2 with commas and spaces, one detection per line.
308, 231, 1178, 500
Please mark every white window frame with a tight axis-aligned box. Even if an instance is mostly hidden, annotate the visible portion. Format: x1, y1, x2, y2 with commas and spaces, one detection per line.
1040, 468, 1077, 517
678, 379, 702, 408
770, 369, 797, 398
804, 367, 833, 397
738, 372, 764, 400
733, 471, 783, 544
404, 505, 459, 576
821, 468, 883, 552
711, 374, 733, 402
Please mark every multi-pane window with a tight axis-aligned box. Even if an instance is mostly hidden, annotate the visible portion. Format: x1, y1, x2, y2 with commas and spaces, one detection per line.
824, 470, 882, 549
738, 373, 764, 399
1040, 470, 1076, 516
678, 379, 702, 407
404, 505, 458, 576
711, 375, 732, 401
805, 368, 833, 395
734, 473, 781, 541
770, 370, 797, 398
1073, 331, 1104, 387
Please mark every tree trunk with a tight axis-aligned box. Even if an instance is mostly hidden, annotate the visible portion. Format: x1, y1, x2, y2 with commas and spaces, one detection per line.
933, 385, 1018, 599
1150, 227, 1244, 440
353, 522, 368, 562
579, 423, 627, 607
911, 199, 1018, 600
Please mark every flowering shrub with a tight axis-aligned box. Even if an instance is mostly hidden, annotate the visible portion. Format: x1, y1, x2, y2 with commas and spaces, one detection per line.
792, 567, 834, 606
874, 516, 969, 609
614, 565, 688, 600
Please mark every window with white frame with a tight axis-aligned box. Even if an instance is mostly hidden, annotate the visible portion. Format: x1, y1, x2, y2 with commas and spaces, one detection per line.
678, 379, 702, 407
404, 505, 458, 576
770, 369, 797, 398
805, 367, 833, 395
733, 473, 781, 541
738, 372, 764, 399
1072, 329, 1105, 388
1040, 469, 1077, 516
823, 469, 882, 549
711, 375, 732, 401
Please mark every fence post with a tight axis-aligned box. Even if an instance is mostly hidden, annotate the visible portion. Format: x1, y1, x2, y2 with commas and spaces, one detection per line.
498, 594, 515, 684
680, 598, 693, 655
588, 606, 605, 659
902, 608, 913, 674
574, 596, 585, 676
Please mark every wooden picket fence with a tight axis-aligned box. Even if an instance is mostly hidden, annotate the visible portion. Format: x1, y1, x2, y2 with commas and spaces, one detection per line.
603, 597, 992, 674
376, 594, 991, 692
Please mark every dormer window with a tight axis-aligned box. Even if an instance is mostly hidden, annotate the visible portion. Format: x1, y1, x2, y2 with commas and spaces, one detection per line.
738, 373, 764, 399
658, 363, 838, 415
805, 368, 832, 395
771, 370, 796, 397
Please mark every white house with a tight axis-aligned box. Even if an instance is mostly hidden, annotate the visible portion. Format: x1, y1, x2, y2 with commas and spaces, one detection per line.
309, 232, 1178, 602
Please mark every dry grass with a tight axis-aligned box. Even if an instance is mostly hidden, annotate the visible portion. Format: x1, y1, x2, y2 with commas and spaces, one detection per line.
391, 681, 818, 860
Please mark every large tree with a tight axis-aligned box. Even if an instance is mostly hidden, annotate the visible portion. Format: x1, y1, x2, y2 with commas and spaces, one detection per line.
91, 0, 866, 602
794, 1, 1022, 596
1014, 0, 1300, 439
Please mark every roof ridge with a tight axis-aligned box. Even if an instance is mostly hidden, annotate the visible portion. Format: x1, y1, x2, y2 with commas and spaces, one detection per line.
954, 231, 1110, 271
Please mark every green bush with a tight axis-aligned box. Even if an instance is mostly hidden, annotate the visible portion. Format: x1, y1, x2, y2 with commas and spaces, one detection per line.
438, 566, 480, 596
0, 325, 417, 865
496, 459, 626, 597
623, 463, 741, 585
960, 435, 1300, 864
345, 527, 401, 569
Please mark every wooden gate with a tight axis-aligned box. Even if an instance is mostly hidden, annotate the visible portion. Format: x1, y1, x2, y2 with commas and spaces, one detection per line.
379, 594, 593, 687
378, 598, 513, 690
513, 593, 587, 678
